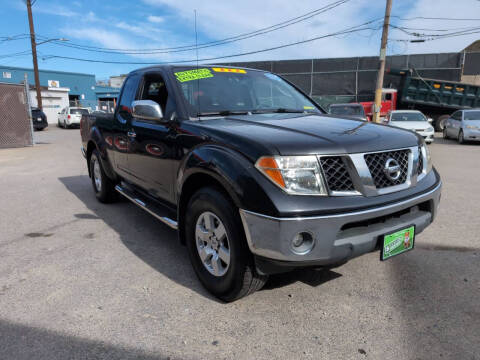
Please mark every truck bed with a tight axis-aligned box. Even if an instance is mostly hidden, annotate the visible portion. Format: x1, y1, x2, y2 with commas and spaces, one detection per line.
402, 76, 480, 110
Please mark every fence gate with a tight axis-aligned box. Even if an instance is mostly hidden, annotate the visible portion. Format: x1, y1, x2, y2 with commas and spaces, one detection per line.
0, 82, 32, 148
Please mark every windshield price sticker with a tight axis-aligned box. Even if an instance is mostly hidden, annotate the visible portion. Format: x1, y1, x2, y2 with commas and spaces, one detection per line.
382, 226, 415, 260
212, 67, 246, 73
175, 69, 213, 82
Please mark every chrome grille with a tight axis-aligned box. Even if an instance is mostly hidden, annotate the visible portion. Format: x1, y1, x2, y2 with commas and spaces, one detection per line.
417, 148, 423, 175
364, 150, 410, 189
319, 156, 355, 192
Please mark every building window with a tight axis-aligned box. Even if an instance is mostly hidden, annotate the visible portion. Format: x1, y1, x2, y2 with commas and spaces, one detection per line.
2, 72, 12, 79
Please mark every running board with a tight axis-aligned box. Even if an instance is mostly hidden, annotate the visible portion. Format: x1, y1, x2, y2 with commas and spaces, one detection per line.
115, 185, 178, 230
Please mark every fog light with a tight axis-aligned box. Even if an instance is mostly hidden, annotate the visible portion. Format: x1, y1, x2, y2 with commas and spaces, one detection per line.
292, 233, 304, 247
291, 231, 314, 255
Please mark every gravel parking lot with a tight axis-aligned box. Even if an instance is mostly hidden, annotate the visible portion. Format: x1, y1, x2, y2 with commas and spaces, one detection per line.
0, 127, 479, 360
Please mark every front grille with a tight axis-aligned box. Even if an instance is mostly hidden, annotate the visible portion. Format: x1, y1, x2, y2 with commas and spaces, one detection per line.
319, 156, 355, 192
364, 149, 410, 188
417, 148, 423, 175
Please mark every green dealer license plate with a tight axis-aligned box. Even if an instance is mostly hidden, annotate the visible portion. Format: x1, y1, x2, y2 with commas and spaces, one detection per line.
381, 225, 415, 261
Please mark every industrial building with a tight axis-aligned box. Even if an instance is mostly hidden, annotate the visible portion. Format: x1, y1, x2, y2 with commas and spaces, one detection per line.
0, 65, 120, 123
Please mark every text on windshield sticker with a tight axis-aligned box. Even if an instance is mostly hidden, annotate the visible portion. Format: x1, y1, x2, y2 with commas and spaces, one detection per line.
212, 67, 246, 73
174, 68, 213, 82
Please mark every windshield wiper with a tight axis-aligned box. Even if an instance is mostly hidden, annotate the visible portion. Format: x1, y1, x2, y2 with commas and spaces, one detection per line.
252, 108, 306, 114
197, 110, 249, 117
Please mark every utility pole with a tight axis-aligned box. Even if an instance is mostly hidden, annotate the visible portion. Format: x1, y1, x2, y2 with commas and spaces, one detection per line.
372, 0, 392, 123
26, 0, 42, 110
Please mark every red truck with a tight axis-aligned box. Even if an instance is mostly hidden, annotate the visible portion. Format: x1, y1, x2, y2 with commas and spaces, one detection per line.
360, 88, 398, 121
360, 69, 480, 130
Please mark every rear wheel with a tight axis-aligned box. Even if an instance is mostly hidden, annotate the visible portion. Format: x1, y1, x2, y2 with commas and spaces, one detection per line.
435, 115, 449, 132
185, 187, 267, 302
89, 149, 117, 203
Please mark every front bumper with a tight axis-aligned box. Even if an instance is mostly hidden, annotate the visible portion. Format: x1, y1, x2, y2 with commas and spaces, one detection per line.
240, 180, 441, 273
464, 128, 480, 141
417, 130, 434, 143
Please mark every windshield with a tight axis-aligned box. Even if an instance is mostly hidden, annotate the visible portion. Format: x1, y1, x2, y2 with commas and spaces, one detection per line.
464, 111, 480, 120
70, 108, 89, 115
329, 105, 364, 116
390, 112, 426, 122
173, 67, 321, 117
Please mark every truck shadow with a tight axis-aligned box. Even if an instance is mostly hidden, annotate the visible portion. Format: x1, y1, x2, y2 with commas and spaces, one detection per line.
58, 175, 340, 301
59, 175, 217, 301
0, 318, 168, 360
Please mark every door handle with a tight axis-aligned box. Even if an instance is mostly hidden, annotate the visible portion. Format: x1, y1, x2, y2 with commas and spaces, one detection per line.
127, 131, 136, 138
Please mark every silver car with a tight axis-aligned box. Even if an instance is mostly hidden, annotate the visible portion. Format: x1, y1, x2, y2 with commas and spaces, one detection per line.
443, 109, 480, 144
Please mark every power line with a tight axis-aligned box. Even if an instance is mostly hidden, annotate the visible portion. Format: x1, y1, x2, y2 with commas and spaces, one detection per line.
397, 16, 480, 21
37, 0, 353, 54
40, 19, 382, 65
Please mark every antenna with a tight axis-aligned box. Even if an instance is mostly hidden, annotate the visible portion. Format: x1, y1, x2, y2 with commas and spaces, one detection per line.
194, 9, 200, 118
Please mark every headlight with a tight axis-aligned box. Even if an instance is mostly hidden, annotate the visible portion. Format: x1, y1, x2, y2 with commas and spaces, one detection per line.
420, 143, 432, 174
427, 126, 434, 132
255, 156, 327, 195
466, 125, 477, 129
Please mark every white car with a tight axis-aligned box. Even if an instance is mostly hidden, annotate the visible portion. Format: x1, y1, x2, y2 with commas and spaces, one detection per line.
58, 107, 90, 128
385, 110, 434, 144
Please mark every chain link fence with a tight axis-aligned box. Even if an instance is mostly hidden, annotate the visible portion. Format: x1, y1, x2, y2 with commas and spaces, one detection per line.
0, 81, 32, 148
223, 52, 469, 108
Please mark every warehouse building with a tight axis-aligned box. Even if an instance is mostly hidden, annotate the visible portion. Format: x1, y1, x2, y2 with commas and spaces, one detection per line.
0, 65, 120, 123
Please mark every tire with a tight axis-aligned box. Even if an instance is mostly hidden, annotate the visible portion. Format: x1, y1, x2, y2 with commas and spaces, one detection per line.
435, 115, 449, 132
89, 149, 117, 203
443, 127, 448, 139
185, 187, 268, 302
458, 130, 465, 144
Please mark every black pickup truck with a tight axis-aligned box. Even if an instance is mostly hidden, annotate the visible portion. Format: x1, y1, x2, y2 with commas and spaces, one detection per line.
80, 65, 442, 301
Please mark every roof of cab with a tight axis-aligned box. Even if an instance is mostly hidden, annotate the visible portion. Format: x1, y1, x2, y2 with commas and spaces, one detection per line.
130, 64, 268, 75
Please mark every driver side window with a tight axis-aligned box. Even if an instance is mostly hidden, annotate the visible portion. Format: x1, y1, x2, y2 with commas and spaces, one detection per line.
452, 111, 462, 121
139, 73, 176, 120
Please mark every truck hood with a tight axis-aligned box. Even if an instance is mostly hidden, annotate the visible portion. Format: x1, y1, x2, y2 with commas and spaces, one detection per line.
194, 113, 420, 159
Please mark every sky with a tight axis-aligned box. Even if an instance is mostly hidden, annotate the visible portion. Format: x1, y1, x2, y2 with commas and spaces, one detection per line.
0, 0, 479, 80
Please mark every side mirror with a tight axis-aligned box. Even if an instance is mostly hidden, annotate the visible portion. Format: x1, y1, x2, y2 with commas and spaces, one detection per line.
132, 100, 164, 122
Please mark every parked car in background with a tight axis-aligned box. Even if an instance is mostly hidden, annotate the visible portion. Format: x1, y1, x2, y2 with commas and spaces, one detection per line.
31, 107, 48, 131
329, 103, 368, 121
443, 109, 480, 144
92, 110, 107, 115
385, 110, 434, 144
80, 65, 441, 301
58, 107, 90, 128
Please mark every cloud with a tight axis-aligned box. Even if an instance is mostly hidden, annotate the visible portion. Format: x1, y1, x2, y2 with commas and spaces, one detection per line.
393, 0, 480, 54
33, 4, 79, 18
140, 0, 383, 61
147, 15, 164, 23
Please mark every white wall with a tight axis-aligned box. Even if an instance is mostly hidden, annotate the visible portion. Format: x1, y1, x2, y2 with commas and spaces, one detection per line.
30, 87, 70, 124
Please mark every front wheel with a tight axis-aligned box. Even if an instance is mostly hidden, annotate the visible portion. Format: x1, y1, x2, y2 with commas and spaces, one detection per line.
458, 130, 465, 144
89, 149, 117, 203
185, 187, 267, 302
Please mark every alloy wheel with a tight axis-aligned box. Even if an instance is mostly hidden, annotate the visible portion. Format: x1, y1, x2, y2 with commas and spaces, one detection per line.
195, 211, 230, 277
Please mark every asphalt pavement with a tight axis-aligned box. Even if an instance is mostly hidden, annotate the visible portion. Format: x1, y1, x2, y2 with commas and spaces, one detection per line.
0, 126, 478, 360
